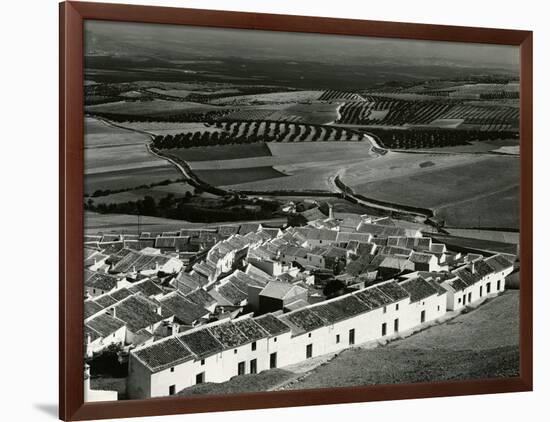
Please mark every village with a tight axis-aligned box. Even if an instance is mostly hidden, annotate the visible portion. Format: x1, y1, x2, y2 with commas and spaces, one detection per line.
83, 203, 516, 401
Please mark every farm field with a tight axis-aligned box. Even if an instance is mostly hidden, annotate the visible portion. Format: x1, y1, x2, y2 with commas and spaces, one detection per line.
84, 117, 180, 195
436, 185, 520, 229
344, 154, 519, 228
116, 121, 225, 136
84, 117, 151, 147
194, 166, 287, 187
418, 138, 518, 153
443, 228, 519, 244
86, 99, 221, 115
183, 142, 375, 192
85, 166, 182, 195
210, 90, 323, 105
164, 143, 272, 162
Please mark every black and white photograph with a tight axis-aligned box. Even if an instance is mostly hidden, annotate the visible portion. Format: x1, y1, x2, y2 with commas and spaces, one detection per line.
82, 19, 521, 402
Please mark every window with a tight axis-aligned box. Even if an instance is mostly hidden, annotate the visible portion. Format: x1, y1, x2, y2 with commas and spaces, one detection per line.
437, 305, 440, 311
169, 385, 176, 395
393, 318, 399, 333
250, 359, 257, 374
270, 352, 277, 369
336, 334, 340, 343
200, 359, 205, 366
238, 361, 246, 376
306, 344, 313, 359
458, 298, 461, 304
308, 333, 312, 338
383, 306, 387, 314
234, 349, 237, 354
170, 367, 175, 373
273, 337, 277, 343
395, 303, 399, 311
251, 341, 257, 351
349, 329, 355, 345
420, 310, 426, 324
381, 323, 387, 336
480, 286, 483, 297
195, 372, 204, 384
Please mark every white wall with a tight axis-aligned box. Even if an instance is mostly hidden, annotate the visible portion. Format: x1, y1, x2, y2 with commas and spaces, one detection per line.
9, 1, 549, 422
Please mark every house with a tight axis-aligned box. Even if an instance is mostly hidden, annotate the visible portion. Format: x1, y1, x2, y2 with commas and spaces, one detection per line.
127, 314, 291, 399
303, 229, 338, 248
408, 251, 439, 272
159, 292, 210, 328
440, 255, 513, 311
84, 270, 125, 298
258, 281, 308, 314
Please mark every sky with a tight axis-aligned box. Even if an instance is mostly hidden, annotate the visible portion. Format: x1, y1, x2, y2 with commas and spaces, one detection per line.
85, 20, 519, 71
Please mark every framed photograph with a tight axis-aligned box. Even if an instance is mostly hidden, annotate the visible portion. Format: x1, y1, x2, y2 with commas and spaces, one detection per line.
59, 1, 532, 420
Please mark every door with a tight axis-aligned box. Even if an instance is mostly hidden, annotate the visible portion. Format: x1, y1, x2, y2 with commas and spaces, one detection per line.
497, 280, 501, 290
394, 318, 399, 333
250, 359, 257, 374
237, 361, 246, 376
169, 385, 176, 395
195, 372, 204, 384
270, 352, 277, 369
420, 310, 426, 323
468, 292, 472, 303
480, 286, 483, 297
381, 322, 387, 336
348, 329, 355, 345
306, 344, 313, 359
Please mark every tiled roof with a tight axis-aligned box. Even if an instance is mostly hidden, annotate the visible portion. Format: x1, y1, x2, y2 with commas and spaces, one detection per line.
110, 288, 133, 302
134, 337, 194, 372
409, 251, 436, 264
184, 289, 216, 308
94, 294, 118, 308
255, 314, 290, 336
114, 294, 164, 332
310, 295, 369, 324
85, 313, 125, 338
179, 329, 224, 359
172, 271, 203, 295
233, 318, 269, 342
280, 308, 327, 335
485, 254, 514, 273
260, 281, 298, 300
354, 286, 395, 310
376, 281, 410, 301
357, 223, 407, 238
84, 300, 104, 319
208, 322, 249, 348
399, 277, 442, 303
130, 279, 164, 297
160, 293, 209, 325
84, 270, 118, 292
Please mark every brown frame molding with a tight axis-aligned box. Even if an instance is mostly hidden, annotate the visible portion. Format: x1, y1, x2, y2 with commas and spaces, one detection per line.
59, 1, 533, 420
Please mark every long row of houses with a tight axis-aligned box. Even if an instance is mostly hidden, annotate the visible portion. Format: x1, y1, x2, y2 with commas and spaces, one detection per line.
127, 250, 513, 398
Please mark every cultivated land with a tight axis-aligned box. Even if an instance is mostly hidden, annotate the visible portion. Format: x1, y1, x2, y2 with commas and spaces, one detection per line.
84, 117, 181, 196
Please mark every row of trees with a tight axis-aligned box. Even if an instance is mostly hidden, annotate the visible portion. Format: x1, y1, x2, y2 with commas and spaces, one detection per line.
152, 120, 359, 149
85, 193, 281, 223
366, 128, 519, 150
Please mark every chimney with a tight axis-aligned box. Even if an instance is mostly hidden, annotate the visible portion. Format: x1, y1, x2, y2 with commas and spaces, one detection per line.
471, 262, 476, 274
110, 306, 116, 318
328, 204, 334, 220
157, 305, 162, 316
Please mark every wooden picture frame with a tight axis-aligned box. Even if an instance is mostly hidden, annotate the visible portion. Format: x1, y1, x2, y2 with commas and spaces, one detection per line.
60, 1, 533, 420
